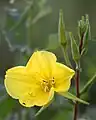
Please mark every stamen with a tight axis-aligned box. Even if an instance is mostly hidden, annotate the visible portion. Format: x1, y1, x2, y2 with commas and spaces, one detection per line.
41, 77, 55, 92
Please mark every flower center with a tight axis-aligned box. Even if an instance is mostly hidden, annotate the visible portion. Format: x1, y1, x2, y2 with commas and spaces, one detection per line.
41, 77, 55, 92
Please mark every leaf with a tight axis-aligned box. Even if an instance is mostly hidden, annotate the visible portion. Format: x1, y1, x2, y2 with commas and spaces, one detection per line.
46, 33, 59, 50
0, 96, 17, 119
32, 7, 52, 25
69, 32, 80, 62
5, 8, 27, 45
59, 92, 89, 105
80, 73, 96, 95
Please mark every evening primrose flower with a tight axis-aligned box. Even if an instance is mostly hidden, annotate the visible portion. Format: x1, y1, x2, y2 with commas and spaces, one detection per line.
5, 51, 75, 107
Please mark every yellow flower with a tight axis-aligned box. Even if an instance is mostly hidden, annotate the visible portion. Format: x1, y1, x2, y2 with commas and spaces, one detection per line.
5, 51, 75, 107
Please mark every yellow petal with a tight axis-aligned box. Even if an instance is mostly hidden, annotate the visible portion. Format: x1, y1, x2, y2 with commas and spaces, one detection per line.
53, 63, 75, 92
26, 51, 57, 78
35, 88, 54, 116
19, 92, 35, 107
5, 66, 36, 99
33, 86, 54, 106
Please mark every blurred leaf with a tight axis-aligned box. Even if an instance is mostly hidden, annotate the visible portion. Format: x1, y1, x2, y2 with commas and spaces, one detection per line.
5, 7, 27, 45
46, 34, 59, 50
35, 106, 47, 117
0, 30, 16, 77
9, 0, 15, 4
9, 2, 33, 32
59, 92, 89, 105
0, 96, 17, 119
80, 73, 96, 95
32, 7, 52, 25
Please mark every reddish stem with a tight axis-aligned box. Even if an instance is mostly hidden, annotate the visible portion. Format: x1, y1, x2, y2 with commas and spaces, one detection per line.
74, 32, 84, 120
73, 69, 80, 120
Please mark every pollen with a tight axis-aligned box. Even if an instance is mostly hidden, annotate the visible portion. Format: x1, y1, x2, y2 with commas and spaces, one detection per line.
41, 78, 55, 92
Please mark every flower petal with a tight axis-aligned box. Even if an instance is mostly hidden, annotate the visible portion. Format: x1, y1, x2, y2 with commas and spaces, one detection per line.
35, 88, 54, 116
53, 63, 75, 92
19, 92, 35, 107
33, 86, 54, 106
5, 66, 36, 99
26, 51, 57, 78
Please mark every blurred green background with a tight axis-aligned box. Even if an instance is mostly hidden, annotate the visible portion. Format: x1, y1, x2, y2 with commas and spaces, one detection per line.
0, 0, 96, 120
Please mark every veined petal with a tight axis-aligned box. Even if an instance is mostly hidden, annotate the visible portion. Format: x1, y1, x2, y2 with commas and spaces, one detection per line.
5, 66, 36, 99
53, 63, 75, 92
19, 92, 35, 107
54, 78, 71, 92
26, 51, 57, 78
33, 86, 54, 106
35, 88, 54, 116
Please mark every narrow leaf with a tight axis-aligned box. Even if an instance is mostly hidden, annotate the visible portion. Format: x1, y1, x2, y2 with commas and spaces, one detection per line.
80, 73, 96, 95
32, 7, 51, 25
35, 106, 46, 117
69, 32, 80, 62
59, 92, 89, 105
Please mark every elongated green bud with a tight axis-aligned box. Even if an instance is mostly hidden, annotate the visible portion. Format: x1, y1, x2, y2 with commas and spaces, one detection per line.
69, 32, 80, 62
83, 15, 91, 48
58, 10, 67, 47
78, 15, 91, 54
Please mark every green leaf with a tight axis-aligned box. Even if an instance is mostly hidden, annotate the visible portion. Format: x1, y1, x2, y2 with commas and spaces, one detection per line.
0, 96, 17, 119
46, 34, 59, 50
69, 32, 80, 62
80, 73, 96, 95
32, 7, 52, 25
58, 10, 67, 46
59, 92, 89, 105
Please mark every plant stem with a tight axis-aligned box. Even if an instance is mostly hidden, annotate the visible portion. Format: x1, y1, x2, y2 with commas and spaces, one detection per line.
73, 33, 84, 120
73, 66, 80, 120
